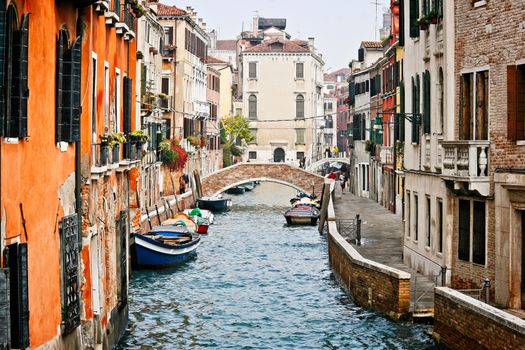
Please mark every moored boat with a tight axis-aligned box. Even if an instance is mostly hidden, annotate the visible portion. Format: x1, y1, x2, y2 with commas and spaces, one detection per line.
225, 186, 245, 194
131, 229, 200, 269
163, 212, 210, 234
183, 208, 215, 225
284, 204, 320, 226
197, 196, 231, 212
241, 181, 256, 191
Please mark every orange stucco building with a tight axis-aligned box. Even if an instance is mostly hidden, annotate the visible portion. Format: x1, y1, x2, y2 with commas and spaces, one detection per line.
0, 0, 139, 348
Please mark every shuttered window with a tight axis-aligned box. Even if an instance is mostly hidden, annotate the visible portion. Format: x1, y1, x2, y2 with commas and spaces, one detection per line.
0, 4, 6, 136
358, 48, 364, 62
248, 94, 257, 120
56, 32, 82, 143
123, 76, 132, 134
460, 71, 489, 141
60, 214, 80, 335
0, 268, 10, 348
5, 13, 29, 138
411, 76, 420, 144
409, 0, 420, 38
249, 62, 257, 79
423, 70, 431, 134
7, 243, 30, 349
296, 94, 304, 119
507, 65, 525, 141
473, 201, 486, 265
296, 62, 304, 79
399, 0, 405, 46
349, 81, 355, 106
399, 81, 405, 141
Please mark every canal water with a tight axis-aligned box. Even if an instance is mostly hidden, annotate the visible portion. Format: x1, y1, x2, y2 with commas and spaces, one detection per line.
117, 182, 435, 349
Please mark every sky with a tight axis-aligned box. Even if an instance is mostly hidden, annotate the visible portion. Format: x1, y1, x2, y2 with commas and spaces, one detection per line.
162, 0, 390, 72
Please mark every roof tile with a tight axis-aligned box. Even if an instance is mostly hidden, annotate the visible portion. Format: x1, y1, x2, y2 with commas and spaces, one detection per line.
157, 3, 186, 16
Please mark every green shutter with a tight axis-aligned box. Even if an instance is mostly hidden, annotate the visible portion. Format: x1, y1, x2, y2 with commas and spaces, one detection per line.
399, 0, 405, 46
7, 243, 30, 349
423, 71, 431, 134
123, 76, 132, 134
399, 81, 405, 142
70, 36, 82, 142
409, 0, 420, 38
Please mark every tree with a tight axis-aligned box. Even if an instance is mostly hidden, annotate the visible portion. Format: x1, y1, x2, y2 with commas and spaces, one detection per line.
220, 114, 254, 166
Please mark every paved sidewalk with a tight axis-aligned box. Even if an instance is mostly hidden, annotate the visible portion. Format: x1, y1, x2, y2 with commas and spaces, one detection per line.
332, 184, 435, 314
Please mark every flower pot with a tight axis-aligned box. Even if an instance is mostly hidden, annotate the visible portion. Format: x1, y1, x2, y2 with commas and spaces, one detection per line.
431, 17, 438, 24
420, 23, 429, 30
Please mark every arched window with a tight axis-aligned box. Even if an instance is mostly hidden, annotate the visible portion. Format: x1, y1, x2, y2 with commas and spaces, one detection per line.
296, 94, 304, 119
248, 94, 257, 120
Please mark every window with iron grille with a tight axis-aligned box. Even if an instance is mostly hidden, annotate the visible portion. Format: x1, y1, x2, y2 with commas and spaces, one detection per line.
60, 214, 80, 335
2, 9, 30, 138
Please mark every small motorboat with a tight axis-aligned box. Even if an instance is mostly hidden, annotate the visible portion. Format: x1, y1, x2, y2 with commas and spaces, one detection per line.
131, 228, 200, 269
163, 212, 210, 234
284, 204, 321, 226
241, 181, 256, 191
197, 196, 231, 212
183, 208, 215, 225
226, 186, 246, 194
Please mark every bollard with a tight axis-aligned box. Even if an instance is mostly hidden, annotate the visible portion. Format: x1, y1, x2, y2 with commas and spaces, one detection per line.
484, 278, 491, 304
356, 214, 361, 246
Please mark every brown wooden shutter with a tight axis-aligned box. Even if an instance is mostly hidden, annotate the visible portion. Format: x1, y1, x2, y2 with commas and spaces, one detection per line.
507, 65, 517, 141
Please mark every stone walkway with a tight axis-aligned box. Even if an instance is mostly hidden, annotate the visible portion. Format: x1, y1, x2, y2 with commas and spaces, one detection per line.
332, 185, 436, 316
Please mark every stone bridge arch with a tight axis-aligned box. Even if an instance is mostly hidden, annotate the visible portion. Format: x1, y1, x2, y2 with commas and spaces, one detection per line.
307, 157, 350, 171
201, 162, 325, 197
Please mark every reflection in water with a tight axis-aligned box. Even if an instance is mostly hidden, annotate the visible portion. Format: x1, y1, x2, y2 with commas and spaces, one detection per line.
117, 182, 434, 349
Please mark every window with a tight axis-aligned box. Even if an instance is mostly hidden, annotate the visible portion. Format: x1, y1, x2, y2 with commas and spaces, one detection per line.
296, 94, 305, 119
249, 151, 257, 160
235, 108, 242, 116
426, 196, 431, 247
507, 64, 525, 141
3, 243, 30, 349
248, 95, 257, 120
414, 193, 419, 241
249, 62, 257, 79
104, 63, 109, 131
115, 69, 121, 132
297, 151, 304, 160
460, 70, 489, 140
423, 70, 431, 134
458, 199, 486, 264
296, 62, 304, 79
437, 198, 443, 253
438, 67, 444, 133
296, 128, 305, 144
91, 54, 97, 142
123, 76, 132, 134
164, 26, 173, 45
161, 76, 169, 109
56, 29, 82, 142
249, 128, 257, 144
2, 9, 30, 138
409, 0, 420, 38
406, 190, 411, 238
411, 75, 420, 144
324, 101, 333, 111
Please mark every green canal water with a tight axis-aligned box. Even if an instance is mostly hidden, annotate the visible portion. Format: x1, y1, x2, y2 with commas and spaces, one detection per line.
117, 182, 435, 349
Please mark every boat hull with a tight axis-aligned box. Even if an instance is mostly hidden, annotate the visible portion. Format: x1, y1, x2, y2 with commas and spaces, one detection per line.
197, 197, 231, 212
284, 205, 320, 226
132, 233, 200, 269
226, 186, 245, 194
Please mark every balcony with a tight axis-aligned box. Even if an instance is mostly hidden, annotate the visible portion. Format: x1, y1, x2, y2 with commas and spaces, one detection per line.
440, 140, 490, 196
94, 0, 110, 15
104, 0, 120, 26
116, 4, 135, 38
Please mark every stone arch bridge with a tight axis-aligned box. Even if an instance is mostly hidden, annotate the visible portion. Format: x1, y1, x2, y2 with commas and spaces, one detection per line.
200, 162, 325, 197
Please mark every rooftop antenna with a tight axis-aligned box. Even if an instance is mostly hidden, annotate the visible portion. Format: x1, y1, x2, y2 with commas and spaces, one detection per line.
371, 0, 381, 40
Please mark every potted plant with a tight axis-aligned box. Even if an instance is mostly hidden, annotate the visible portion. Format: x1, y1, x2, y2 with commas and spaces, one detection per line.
98, 134, 110, 165
427, 10, 439, 24
160, 139, 188, 172
158, 93, 169, 101
108, 132, 126, 163
128, 130, 149, 144
136, 51, 144, 60
416, 16, 430, 30
186, 135, 201, 148
365, 140, 375, 153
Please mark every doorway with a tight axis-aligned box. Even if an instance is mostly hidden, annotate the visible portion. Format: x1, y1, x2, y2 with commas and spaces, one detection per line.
273, 148, 285, 162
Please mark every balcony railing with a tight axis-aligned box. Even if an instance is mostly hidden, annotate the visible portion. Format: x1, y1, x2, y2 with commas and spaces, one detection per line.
441, 140, 489, 178
123, 5, 135, 35
113, 0, 121, 17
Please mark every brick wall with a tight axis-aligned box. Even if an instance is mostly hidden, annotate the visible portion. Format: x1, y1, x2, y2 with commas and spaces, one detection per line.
327, 221, 411, 319
434, 287, 525, 350
201, 162, 325, 197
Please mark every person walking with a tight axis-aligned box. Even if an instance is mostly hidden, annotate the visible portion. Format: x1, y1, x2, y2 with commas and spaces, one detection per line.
179, 175, 186, 194
340, 173, 347, 193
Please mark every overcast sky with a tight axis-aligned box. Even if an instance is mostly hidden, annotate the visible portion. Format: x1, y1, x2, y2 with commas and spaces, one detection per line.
162, 0, 389, 72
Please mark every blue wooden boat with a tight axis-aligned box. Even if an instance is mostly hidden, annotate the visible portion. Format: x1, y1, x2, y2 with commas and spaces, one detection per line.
197, 196, 231, 212
131, 229, 200, 269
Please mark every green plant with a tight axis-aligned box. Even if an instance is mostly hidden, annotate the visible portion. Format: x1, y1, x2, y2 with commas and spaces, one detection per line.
136, 51, 144, 60
129, 129, 149, 143
160, 139, 188, 172
365, 140, 375, 152
158, 93, 169, 101
108, 132, 126, 148
187, 135, 201, 147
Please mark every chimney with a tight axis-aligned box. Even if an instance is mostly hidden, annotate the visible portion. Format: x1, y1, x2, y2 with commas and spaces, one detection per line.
308, 37, 315, 52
